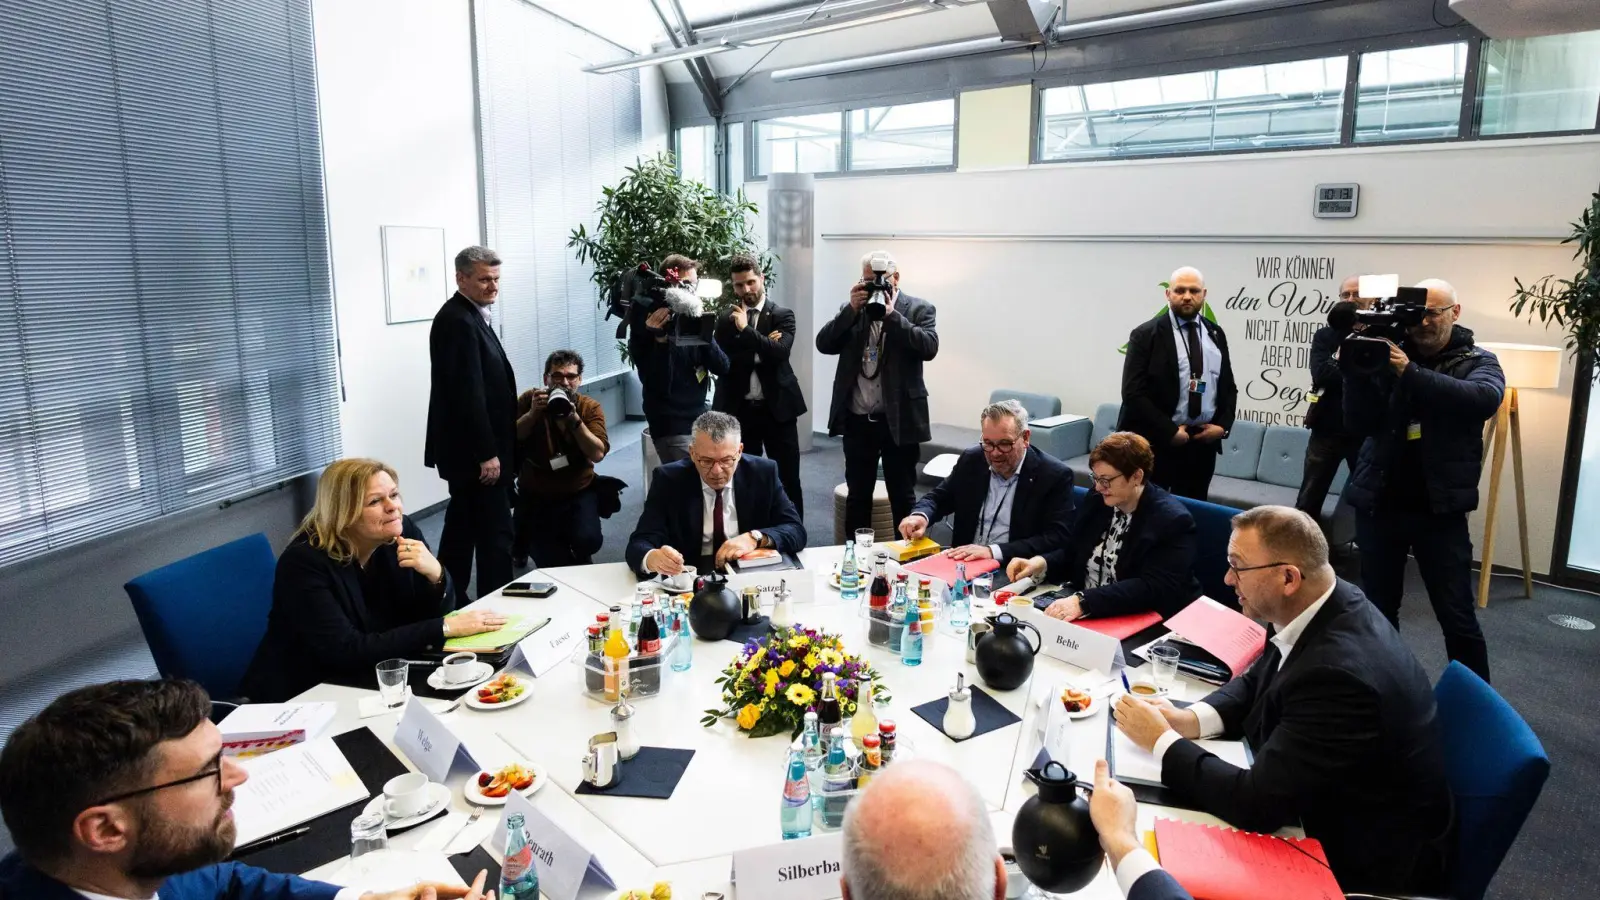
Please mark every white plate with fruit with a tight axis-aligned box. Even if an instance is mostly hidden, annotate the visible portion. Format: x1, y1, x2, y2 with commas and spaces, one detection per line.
1060, 687, 1098, 720
605, 883, 672, 900
464, 761, 546, 806
466, 672, 531, 710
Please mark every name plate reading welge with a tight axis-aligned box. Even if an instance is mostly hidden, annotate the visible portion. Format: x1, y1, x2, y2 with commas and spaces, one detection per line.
511, 615, 582, 676
394, 696, 479, 783
734, 831, 845, 900
500, 791, 615, 900
1025, 609, 1124, 675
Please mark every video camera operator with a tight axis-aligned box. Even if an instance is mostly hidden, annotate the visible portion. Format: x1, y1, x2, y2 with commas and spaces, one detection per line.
629, 254, 729, 464
817, 250, 939, 534
1342, 278, 1503, 683
1294, 275, 1370, 525
513, 350, 611, 568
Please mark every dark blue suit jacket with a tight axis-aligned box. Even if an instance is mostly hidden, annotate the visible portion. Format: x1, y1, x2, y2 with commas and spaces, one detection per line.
626, 455, 806, 575
1036, 483, 1201, 619
1130, 869, 1192, 900
0, 854, 339, 900
909, 445, 1075, 561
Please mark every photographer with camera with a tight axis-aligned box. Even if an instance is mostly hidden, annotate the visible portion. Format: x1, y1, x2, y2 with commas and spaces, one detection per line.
629, 254, 730, 465
817, 250, 939, 534
1342, 278, 1502, 683
1294, 275, 1371, 525
512, 350, 610, 568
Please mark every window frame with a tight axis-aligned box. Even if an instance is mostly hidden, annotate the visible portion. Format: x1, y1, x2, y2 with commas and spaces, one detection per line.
742, 93, 960, 182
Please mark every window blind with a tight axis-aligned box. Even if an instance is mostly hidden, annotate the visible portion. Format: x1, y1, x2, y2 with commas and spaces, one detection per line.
0, 0, 340, 568
474, 0, 644, 384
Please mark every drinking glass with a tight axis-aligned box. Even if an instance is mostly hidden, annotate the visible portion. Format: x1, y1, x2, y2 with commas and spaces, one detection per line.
375, 659, 409, 708
1148, 644, 1182, 688
350, 812, 389, 859
972, 574, 993, 602
854, 528, 875, 556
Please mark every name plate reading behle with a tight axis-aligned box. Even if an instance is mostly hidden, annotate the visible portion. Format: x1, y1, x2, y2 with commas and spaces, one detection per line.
734, 831, 845, 900
1025, 609, 1124, 675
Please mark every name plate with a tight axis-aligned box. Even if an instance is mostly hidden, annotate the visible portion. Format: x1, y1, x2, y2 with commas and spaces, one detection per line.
510, 615, 582, 677
1025, 609, 1124, 675
394, 696, 478, 782
734, 831, 844, 900
500, 791, 615, 900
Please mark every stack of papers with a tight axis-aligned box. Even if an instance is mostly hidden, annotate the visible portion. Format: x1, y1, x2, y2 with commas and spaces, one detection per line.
1153, 819, 1343, 899
1110, 722, 1250, 787
230, 738, 370, 846
444, 614, 542, 652
218, 702, 337, 758
1163, 597, 1267, 679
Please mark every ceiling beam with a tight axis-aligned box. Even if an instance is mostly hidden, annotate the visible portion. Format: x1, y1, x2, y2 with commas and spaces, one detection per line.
648, 0, 724, 117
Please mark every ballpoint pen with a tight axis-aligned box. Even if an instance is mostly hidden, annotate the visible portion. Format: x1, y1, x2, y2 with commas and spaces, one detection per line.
232, 825, 310, 857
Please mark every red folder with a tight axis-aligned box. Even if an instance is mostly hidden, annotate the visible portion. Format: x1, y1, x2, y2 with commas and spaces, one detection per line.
1075, 610, 1163, 640
1154, 819, 1343, 900
1163, 597, 1266, 679
902, 553, 1000, 586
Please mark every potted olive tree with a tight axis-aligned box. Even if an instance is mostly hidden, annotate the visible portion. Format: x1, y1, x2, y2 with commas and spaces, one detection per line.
1511, 187, 1600, 375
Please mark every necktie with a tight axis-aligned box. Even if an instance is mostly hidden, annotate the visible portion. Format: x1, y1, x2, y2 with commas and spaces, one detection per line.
712, 489, 728, 555
1184, 320, 1204, 420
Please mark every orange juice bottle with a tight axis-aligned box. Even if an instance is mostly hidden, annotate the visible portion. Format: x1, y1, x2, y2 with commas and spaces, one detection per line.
603, 621, 630, 701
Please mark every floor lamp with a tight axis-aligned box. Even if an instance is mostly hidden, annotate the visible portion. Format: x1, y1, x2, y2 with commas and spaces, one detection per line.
1475, 343, 1562, 608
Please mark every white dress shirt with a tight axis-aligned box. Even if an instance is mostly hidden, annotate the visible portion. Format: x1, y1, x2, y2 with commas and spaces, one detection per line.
701, 480, 739, 556
1114, 848, 1165, 897
976, 467, 1019, 562
742, 298, 766, 401
1167, 308, 1223, 427
1150, 582, 1336, 762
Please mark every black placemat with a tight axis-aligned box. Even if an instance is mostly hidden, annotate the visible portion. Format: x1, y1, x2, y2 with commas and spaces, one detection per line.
450, 846, 502, 888
909, 686, 1021, 742
574, 746, 695, 799
230, 726, 407, 875
723, 616, 773, 645
1121, 622, 1171, 666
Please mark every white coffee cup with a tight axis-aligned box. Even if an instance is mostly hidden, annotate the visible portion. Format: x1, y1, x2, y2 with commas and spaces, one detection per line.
440, 651, 479, 685
382, 772, 431, 819
662, 565, 697, 592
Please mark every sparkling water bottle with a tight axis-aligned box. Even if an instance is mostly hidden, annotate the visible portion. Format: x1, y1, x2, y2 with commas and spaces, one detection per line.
500, 813, 540, 899
839, 540, 861, 602
949, 562, 971, 634
901, 614, 924, 666
780, 747, 813, 839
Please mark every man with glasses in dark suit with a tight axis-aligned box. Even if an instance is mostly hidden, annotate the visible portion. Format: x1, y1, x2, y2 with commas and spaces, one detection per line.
1118, 267, 1238, 501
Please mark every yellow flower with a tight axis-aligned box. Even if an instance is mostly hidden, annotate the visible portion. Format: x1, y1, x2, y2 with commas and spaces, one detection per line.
778, 659, 797, 677
788, 634, 809, 648
801, 669, 812, 678
764, 669, 781, 690
786, 684, 816, 706
804, 652, 820, 670
846, 701, 857, 713
736, 704, 761, 730
819, 649, 844, 667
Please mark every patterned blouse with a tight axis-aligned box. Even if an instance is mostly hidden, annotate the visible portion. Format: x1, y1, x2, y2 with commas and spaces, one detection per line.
1084, 508, 1133, 590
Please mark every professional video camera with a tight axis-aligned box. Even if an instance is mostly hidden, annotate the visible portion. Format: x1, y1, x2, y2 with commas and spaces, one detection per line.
603, 262, 719, 346
1339, 274, 1430, 376
862, 252, 894, 321
546, 387, 575, 419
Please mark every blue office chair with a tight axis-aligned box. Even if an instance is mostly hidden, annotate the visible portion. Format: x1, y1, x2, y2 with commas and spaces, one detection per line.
1175, 495, 1242, 607
124, 533, 276, 700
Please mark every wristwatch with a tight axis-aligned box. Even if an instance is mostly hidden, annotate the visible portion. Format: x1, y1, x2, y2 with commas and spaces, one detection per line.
750, 530, 772, 549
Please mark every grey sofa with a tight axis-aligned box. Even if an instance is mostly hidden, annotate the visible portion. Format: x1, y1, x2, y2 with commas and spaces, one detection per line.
1060, 403, 1354, 545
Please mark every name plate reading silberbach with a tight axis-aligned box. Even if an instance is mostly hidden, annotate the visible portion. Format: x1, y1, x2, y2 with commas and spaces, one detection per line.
1024, 608, 1124, 675
734, 831, 845, 900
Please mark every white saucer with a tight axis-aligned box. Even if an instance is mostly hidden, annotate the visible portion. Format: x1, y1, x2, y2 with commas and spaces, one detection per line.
464, 761, 548, 806
362, 781, 451, 831
465, 679, 533, 710
427, 661, 493, 691
1064, 702, 1099, 720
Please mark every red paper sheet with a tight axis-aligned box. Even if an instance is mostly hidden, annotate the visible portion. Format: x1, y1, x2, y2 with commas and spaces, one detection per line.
1154, 819, 1343, 900
1164, 597, 1266, 678
1075, 610, 1163, 640
902, 553, 999, 586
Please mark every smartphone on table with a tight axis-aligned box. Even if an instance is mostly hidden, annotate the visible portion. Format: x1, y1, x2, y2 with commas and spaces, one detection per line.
502, 581, 557, 598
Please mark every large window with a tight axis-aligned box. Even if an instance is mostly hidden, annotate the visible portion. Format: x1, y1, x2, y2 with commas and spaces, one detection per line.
675, 125, 718, 188
755, 113, 844, 176
848, 99, 956, 170
1354, 43, 1470, 143
0, 0, 340, 568
1480, 29, 1600, 136
1039, 57, 1347, 160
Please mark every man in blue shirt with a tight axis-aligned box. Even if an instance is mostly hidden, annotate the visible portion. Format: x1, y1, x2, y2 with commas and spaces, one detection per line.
1118, 267, 1238, 501
0, 679, 489, 900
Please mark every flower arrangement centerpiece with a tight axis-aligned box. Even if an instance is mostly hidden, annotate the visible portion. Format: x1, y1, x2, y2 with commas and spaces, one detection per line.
701, 624, 889, 738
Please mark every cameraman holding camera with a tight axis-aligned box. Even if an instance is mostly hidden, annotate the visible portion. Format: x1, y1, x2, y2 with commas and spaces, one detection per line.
512, 350, 610, 568
629, 253, 730, 464
1343, 278, 1502, 683
1295, 275, 1370, 524
817, 250, 939, 534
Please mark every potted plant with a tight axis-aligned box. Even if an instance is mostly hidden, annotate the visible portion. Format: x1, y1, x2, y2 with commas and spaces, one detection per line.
1511, 187, 1600, 376
569, 151, 775, 364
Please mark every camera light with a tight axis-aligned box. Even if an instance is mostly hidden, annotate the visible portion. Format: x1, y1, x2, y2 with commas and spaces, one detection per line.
1358, 274, 1399, 300
695, 278, 722, 300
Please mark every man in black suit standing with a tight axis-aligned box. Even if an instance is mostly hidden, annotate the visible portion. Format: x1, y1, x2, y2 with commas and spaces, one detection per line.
1119, 267, 1237, 501
1113, 505, 1453, 895
425, 246, 517, 605
713, 253, 806, 519
626, 411, 807, 577
817, 251, 939, 533
1295, 274, 1369, 524
897, 399, 1075, 565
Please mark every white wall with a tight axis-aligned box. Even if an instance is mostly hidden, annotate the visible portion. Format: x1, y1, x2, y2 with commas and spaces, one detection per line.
314, 0, 483, 511
795, 137, 1600, 573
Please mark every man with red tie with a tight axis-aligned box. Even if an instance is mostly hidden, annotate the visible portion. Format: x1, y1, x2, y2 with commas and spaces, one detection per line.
626, 411, 807, 577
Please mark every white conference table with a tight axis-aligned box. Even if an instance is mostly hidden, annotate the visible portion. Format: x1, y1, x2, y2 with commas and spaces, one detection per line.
296, 546, 1264, 898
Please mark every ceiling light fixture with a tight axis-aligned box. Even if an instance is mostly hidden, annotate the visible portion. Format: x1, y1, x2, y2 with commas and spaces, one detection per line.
583, 39, 732, 74
769, 35, 1036, 80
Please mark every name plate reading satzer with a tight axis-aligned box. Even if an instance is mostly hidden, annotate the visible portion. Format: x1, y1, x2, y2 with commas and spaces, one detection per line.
734, 831, 845, 900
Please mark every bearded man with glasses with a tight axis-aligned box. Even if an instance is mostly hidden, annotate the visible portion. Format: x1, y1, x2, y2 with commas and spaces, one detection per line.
897, 399, 1075, 566
627, 410, 806, 576
0, 679, 491, 900
1118, 267, 1238, 501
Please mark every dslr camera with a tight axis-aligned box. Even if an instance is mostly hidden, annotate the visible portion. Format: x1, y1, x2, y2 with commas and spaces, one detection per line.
546, 387, 575, 419
861, 252, 894, 321
604, 262, 718, 346
1339, 275, 1429, 376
